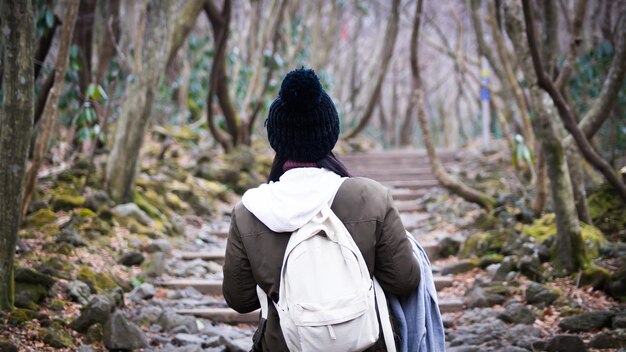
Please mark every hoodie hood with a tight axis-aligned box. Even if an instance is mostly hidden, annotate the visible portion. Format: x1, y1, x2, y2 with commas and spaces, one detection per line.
241, 168, 346, 233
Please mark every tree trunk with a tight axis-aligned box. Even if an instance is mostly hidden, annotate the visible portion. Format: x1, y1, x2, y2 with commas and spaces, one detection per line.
343, 0, 400, 140
21, 0, 80, 219
505, 0, 584, 274
521, 0, 626, 203
166, 0, 205, 67
34, 14, 61, 79
74, 0, 96, 92
562, 13, 626, 221
0, 0, 35, 311
95, 0, 120, 85
532, 145, 548, 215
205, 0, 237, 151
412, 0, 495, 211
105, 0, 174, 202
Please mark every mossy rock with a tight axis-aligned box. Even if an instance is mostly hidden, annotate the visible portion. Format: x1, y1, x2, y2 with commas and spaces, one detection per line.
15, 267, 56, 288
53, 243, 75, 256
49, 299, 66, 312
7, 308, 37, 326
133, 192, 165, 220
164, 192, 188, 211
460, 231, 507, 259
40, 327, 74, 348
77, 267, 119, 293
96, 207, 114, 222
24, 208, 57, 228
74, 207, 95, 218
474, 213, 498, 230
523, 213, 607, 265
580, 265, 611, 289
588, 184, 626, 235
86, 323, 104, 344
0, 338, 17, 352
478, 253, 504, 268
35, 257, 73, 280
139, 189, 173, 217
14, 283, 48, 309
51, 194, 86, 212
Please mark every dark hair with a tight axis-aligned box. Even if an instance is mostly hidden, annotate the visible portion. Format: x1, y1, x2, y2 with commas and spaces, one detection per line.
267, 152, 352, 183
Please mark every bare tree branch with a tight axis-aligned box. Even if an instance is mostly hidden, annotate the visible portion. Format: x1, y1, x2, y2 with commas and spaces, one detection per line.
521, 0, 626, 202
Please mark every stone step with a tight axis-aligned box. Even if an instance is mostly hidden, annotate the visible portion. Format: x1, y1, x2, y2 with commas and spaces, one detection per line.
356, 173, 437, 182
338, 150, 456, 160
156, 276, 453, 295
175, 297, 464, 323
176, 240, 441, 263
390, 189, 429, 201
350, 167, 433, 176
395, 201, 422, 213
382, 180, 440, 190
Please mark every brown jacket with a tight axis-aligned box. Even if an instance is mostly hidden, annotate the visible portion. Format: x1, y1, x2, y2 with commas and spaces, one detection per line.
223, 177, 421, 351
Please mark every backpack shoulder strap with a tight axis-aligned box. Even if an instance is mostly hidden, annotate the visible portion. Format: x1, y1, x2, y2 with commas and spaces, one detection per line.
374, 278, 397, 352
257, 285, 269, 320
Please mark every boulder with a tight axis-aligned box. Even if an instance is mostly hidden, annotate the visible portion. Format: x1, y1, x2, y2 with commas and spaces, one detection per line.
493, 256, 517, 282
157, 309, 198, 334
14, 268, 56, 309
0, 339, 18, 352
56, 226, 87, 247
66, 280, 92, 305
118, 251, 145, 266
545, 335, 587, 352
588, 329, 626, 349
172, 333, 205, 346
606, 266, 626, 301
525, 282, 560, 306
441, 259, 478, 275
103, 311, 149, 350
439, 237, 462, 258
40, 327, 74, 348
51, 194, 85, 211
145, 239, 173, 254
112, 203, 152, 225
84, 190, 113, 211
70, 295, 114, 332
464, 284, 506, 308
519, 254, 544, 282
129, 283, 156, 301
497, 302, 536, 325
558, 310, 614, 332
613, 312, 626, 329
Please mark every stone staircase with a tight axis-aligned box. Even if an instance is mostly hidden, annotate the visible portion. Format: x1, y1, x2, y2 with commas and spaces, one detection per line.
156, 150, 464, 323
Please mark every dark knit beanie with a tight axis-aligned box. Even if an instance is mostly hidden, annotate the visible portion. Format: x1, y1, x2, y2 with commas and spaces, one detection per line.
266, 68, 340, 162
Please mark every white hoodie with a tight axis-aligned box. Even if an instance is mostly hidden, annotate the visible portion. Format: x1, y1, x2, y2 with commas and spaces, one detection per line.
241, 168, 346, 233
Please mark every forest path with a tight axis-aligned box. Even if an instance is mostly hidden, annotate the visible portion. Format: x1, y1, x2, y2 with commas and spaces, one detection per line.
152, 149, 466, 328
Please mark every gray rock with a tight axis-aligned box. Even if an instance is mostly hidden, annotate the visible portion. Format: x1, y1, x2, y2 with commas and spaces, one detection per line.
56, 227, 87, 247
614, 313, 626, 328
465, 285, 506, 308
170, 215, 187, 236
519, 254, 544, 282
558, 310, 614, 332
103, 311, 149, 350
75, 346, 96, 352
588, 329, 626, 349
84, 191, 113, 211
508, 324, 542, 349
220, 336, 253, 352
172, 333, 205, 346
14, 267, 56, 288
493, 256, 517, 282
441, 259, 478, 275
70, 295, 114, 332
118, 251, 145, 266
129, 283, 156, 301
497, 302, 535, 325
145, 239, 173, 254
144, 252, 167, 278
545, 335, 587, 352
502, 347, 529, 352
112, 203, 152, 225
525, 282, 559, 306
158, 309, 199, 333
447, 347, 482, 352
439, 237, 462, 258
67, 280, 92, 305
134, 306, 163, 327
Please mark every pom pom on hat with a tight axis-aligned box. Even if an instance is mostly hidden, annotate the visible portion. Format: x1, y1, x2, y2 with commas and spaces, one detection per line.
266, 68, 340, 162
